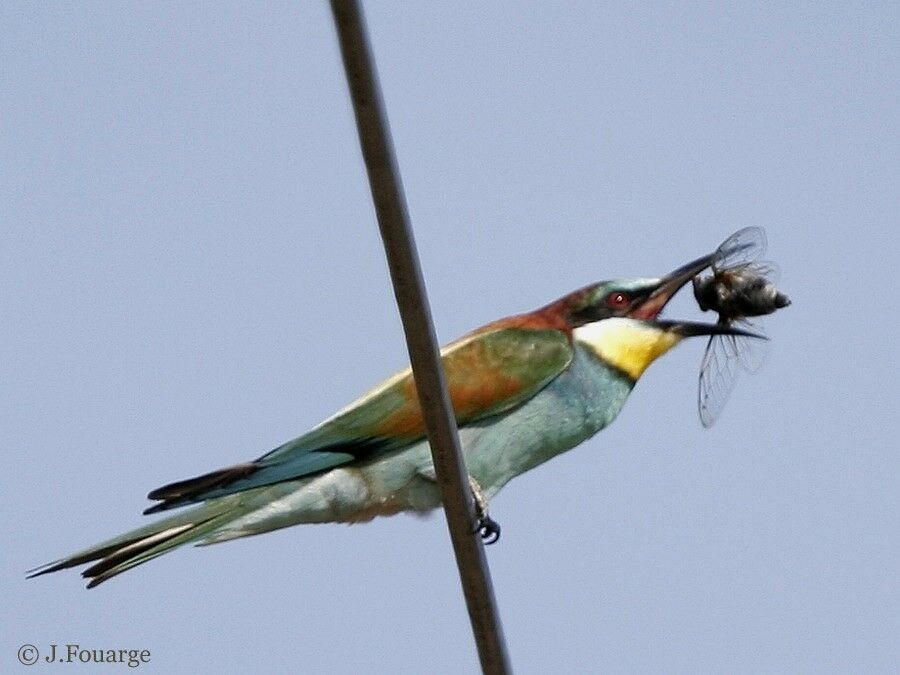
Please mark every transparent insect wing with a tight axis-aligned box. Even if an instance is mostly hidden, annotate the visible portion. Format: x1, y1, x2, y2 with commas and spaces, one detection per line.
731, 319, 768, 374
742, 259, 780, 281
714, 226, 767, 271
698, 333, 742, 428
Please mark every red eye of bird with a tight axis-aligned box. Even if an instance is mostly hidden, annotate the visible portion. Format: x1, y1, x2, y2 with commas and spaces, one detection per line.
606, 292, 630, 309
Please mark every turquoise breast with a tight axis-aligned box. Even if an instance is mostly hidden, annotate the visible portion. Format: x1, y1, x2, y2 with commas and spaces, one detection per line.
462, 342, 635, 497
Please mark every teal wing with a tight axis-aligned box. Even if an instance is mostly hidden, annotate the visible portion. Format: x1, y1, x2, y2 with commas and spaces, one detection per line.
144, 324, 573, 513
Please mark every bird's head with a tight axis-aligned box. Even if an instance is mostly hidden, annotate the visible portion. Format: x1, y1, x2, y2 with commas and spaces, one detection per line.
544, 253, 759, 381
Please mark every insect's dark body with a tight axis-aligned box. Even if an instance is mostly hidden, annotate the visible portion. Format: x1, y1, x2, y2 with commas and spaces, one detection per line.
693, 270, 791, 321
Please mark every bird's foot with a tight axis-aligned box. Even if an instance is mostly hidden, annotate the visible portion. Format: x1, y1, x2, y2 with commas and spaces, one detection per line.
468, 476, 501, 545
475, 514, 501, 545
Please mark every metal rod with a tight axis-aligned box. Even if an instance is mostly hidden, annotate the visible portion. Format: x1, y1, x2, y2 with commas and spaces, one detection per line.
329, 2, 511, 673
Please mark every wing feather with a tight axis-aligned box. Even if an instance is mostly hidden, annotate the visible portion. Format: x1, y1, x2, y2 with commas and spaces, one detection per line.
145, 325, 573, 511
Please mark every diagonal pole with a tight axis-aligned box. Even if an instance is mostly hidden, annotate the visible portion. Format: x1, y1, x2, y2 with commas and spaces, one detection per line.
329, 2, 511, 673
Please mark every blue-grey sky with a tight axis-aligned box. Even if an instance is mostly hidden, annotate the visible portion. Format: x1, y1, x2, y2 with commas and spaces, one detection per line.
3, 2, 898, 673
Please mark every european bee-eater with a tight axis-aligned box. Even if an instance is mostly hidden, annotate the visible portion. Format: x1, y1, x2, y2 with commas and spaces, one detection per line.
30, 252, 754, 587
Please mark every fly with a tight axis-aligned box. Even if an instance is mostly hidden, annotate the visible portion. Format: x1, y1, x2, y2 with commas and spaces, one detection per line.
692, 226, 791, 427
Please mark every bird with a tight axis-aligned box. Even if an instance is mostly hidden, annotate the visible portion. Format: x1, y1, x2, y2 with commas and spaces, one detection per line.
29, 251, 755, 588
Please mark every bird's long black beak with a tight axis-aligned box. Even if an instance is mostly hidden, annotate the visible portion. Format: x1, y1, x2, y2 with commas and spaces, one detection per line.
655, 320, 766, 339
630, 253, 716, 320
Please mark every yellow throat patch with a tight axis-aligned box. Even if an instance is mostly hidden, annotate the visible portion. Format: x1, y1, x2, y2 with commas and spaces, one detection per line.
573, 318, 682, 381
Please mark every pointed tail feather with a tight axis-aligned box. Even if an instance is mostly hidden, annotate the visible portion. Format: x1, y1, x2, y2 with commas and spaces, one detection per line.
27, 500, 244, 588
143, 449, 358, 514
82, 511, 241, 588
143, 462, 259, 514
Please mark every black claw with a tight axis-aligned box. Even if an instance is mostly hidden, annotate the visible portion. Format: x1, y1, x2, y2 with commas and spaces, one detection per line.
476, 516, 501, 545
